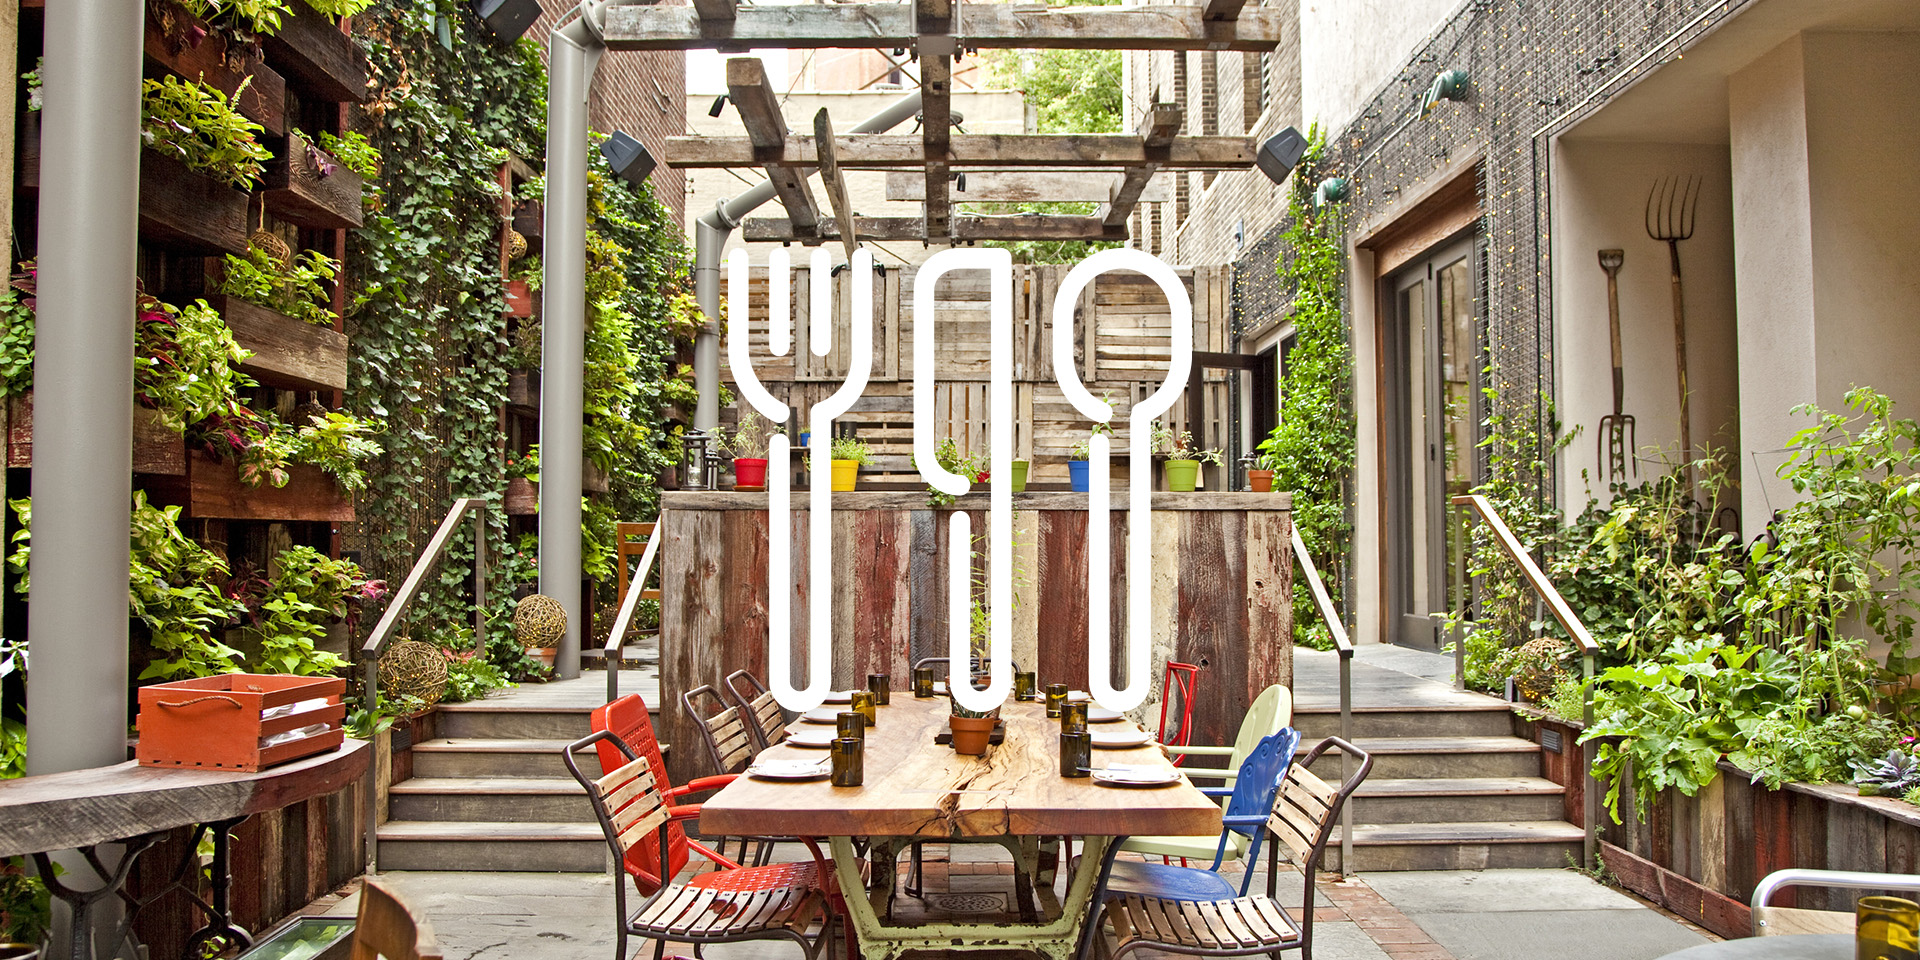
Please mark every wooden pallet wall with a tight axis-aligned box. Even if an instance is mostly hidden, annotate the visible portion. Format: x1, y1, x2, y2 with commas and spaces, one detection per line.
728, 264, 1234, 487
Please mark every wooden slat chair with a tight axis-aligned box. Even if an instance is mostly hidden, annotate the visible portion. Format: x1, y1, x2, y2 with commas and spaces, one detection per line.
591, 694, 750, 894
682, 684, 759, 776
350, 879, 442, 960
1092, 737, 1373, 960
724, 669, 790, 753
1126, 683, 1291, 868
1751, 868, 1920, 936
564, 729, 836, 960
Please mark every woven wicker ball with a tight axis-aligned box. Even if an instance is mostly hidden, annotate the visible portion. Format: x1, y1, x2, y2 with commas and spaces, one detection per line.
507, 230, 529, 260
249, 230, 293, 270
1512, 636, 1567, 701
514, 594, 568, 649
379, 640, 448, 706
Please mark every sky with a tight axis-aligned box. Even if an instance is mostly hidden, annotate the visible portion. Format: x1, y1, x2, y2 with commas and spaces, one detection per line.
687, 48, 791, 94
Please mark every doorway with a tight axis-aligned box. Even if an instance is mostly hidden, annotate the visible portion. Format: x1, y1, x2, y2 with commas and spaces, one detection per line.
1384, 238, 1477, 650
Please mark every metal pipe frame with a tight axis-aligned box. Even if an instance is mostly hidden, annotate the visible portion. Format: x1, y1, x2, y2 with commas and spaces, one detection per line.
1289, 525, 1353, 874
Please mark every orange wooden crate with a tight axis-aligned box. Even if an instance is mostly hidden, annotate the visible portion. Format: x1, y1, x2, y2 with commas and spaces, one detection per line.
135, 674, 347, 772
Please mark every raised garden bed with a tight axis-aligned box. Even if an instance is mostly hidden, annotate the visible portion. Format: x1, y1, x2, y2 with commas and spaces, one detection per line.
138, 150, 251, 255
263, 131, 364, 230
210, 295, 349, 393
4, 392, 186, 476
144, 1, 287, 136
188, 451, 353, 522
261, 1, 370, 105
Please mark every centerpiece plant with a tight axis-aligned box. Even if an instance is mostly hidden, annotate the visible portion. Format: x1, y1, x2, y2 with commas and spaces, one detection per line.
926, 437, 988, 507
1067, 421, 1113, 493
715, 410, 776, 488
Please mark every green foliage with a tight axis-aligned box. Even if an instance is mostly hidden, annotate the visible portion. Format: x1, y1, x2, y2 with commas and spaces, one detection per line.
126, 494, 251, 680
927, 437, 988, 508
0, 269, 35, 398
21, 58, 40, 112
137, 295, 257, 434
442, 650, 511, 703
1257, 127, 1354, 650
505, 445, 538, 481
1151, 420, 1223, 466
181, 0, 290, 38
317, 130, 382, 180
0, 638, 24, 780
715, 410, 775, 462
284, 411, 385, 492
217, 243, 343, 326
831, 435, 874, 466
301, 0, 377, 21
0, 858, 49, 947
140, 75, 271, 189
1069, 420, 1113, 462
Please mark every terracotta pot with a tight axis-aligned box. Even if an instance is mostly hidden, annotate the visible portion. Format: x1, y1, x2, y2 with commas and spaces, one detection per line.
1009, 459, 1029, 492
949, 715, 996, 756
831, 459, 859, 492
734, 457, 769, 488
1068, 459, 1090, 492
1248, 468, 1275, 493
1165, 458, 1200, 491
530, 647, 557, 670
504, 477, 538, 515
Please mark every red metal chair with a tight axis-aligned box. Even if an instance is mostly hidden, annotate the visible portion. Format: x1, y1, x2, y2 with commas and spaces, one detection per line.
1156, 661, 1201, 766
589, 694, 743, 894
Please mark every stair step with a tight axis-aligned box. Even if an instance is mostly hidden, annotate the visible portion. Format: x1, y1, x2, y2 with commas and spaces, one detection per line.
1344, 736, 1542, 779
388, 777, 595, 822
376, 820, 608, 872
1325, 820, 1586, 872
409, 738, 601, 779
1351, 777, 1565, 824
434, 703, 596, 740
1293, 705, 1513, 739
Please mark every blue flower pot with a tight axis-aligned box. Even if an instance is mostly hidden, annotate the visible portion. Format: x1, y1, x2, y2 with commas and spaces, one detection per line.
1068, 459, 1090, 493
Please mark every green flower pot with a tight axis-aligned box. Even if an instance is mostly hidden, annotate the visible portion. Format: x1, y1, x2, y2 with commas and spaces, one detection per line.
1164, 459, 1200, 491
1010, 459, 1029, 492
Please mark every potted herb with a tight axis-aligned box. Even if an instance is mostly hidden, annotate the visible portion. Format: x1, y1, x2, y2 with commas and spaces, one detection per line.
716, 410, 775, 489
829, 436, 872, 492
927, 437, 987, 507
505, 446, 538, 515
1247, 450, 1279, 493
1153, 422, 1223, 492
1067, 422, 1113, 493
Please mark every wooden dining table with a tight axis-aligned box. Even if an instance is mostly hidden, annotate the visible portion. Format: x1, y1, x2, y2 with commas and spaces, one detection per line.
699, 694, 1222, 960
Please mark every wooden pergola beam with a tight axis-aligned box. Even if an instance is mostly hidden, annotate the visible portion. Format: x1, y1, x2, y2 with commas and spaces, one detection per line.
922, 53, 953, 238
1200, 0, 1249, 21
886, 171, 1173, 204
742, 215, 1128, 243
726, 57, 819, 235
600, 4, 1290, 52
1102, 103, 1182, 229
666, 134, 1257, 170
691, 0, 735, 23
814, 109, 858, 260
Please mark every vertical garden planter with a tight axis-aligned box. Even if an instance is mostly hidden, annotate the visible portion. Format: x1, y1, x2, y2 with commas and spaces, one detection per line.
209, 295, 349, 393
143, 1, 287, 135
263, 131, 364, 230
260, 0, 370, 105
503, 280, 534, 318
504, 478, 539, 515
187, 452, 353, 522
5, 393, 185, 476
138, 150, 250, 255
512, 200, 545, 245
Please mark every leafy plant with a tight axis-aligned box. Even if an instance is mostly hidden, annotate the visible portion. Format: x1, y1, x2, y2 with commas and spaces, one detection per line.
0, 638, 24, 780
180, 0, 291, 37
217, 241, 342, 326
442, 650, 512, 703
714, 410, 776, 461
284, 411, 385, 492
136, 294, 255, 434
0, 857, 49, 947
140, 74, 271, 190
300, 0, 376, 22
505, 445, 539, 481
0, 264, 36, 397
927, 437, 988, 508
830, 435, 874, 466
20, 58, 40, 113
1069, 420, 1114, 462
317, 130, 382, 179
1152, 420, 1224, 466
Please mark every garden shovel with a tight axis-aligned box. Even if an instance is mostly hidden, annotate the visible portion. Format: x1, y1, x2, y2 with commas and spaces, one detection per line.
1597, 249, 1634, 480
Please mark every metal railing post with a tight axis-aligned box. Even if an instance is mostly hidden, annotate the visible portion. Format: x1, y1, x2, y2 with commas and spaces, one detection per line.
1582, 650, 1597, 870
1339, 652, 1353, 874
472, 506, 487, 657
362, 654, 379, 872
1452, 504, 1466, 690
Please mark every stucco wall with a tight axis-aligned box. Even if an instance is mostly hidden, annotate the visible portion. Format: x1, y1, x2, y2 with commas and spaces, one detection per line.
1551, 140, 1739, 510
1298, 0, 1461, 132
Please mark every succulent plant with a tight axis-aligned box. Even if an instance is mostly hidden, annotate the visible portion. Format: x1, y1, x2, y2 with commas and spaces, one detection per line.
1852, 748, 1920, 796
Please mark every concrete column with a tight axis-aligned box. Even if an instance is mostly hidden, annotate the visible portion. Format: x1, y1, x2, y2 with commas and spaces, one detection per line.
540, 22, 599, 678
27, 0, 142, 775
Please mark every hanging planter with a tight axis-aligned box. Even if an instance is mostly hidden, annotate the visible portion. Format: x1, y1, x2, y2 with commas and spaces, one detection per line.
503, 279, 534, 318
137, 150, 250, 255
209, 295, 349, 393
260, 0, 371, 105
143, 1, 288, 135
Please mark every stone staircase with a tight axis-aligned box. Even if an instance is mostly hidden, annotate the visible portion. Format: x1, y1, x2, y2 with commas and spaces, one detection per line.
1292, 648, 1586, 872
376, 660, 660, 873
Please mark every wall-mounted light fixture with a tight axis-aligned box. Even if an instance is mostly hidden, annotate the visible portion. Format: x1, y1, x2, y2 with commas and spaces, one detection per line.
709, 94, 730, 118
1314, 177, 1351, 207
1420, 69, 1470, 117
600, 131, 656, 187
1256, 127, 1309, 184
470, 0, 541, 43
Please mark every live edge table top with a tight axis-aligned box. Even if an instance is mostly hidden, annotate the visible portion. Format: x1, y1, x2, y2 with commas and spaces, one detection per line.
699, 697, 1221, 840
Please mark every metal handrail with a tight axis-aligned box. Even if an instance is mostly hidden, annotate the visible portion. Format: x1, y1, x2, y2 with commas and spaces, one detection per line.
1449, 492, 1599, 870
1288, 524, 1354, 873
358, 496, 488, 871
605, 516, 666, 703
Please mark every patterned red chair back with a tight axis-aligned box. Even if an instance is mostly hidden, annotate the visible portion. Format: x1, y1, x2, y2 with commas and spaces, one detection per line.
591, 694, 688, 894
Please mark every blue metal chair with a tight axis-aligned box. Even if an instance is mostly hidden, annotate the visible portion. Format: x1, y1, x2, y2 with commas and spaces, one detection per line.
1105, 726, 1301, 900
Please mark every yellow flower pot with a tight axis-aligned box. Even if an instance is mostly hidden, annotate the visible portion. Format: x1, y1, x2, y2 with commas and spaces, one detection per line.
831, 459, 860, 491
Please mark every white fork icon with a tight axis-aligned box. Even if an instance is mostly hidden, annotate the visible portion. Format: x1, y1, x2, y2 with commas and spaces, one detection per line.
727, 247, 874, 712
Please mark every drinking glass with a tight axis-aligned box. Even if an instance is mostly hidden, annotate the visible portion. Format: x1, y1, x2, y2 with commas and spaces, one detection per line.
867, 672, 891, 706
836, 711, 866, 741
1014, 671, 1037, 701
1044, 683, 1068, 719
1060, 700, 1089, 735
1858, 896, 1920, 960
1060, 732, 1092, 778
912, 667, 936, 698
850, 690, 877, 728
830, 738, 864, 787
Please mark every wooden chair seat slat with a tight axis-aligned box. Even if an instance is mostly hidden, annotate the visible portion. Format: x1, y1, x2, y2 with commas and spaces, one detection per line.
1236, 897, 1283, 942
1213, 897, 1261, 946
634, 886, 708, 936
1185, 899, 1228, 948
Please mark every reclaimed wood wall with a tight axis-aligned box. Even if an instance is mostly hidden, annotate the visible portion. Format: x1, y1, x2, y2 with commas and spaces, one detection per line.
729, 264, 1236, 488
1520, 714, 1920, 938
658, 491, 1292, 785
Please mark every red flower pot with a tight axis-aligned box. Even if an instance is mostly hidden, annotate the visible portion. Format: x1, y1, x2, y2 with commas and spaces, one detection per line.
733, 458, 769, 488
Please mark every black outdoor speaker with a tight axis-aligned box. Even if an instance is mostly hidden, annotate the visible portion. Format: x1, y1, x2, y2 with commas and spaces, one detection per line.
1256, 126, 1310, 184
601, 132, 657, 187
471, 0, 542, 43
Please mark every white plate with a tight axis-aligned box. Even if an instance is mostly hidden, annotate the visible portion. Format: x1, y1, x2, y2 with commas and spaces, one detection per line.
1070, 690, 1091, 701
800, 707, 844, 724
1090, 728, 1153, 748
822, 690, 856, 704
1093, 763, 1182, 787
1088, 707, 1125, 723
785, 728, 838, 748
933, 681, 949, 695
747, 758, 831, 780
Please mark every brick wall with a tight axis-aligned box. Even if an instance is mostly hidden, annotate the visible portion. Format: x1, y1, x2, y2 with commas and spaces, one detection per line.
530, 0, 687, 226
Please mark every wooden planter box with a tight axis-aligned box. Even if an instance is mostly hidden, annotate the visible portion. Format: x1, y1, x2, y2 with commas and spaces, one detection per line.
189, 451, 354, 522
210, 295, 349, 393
18, 111, 37, 191
583, 459, 610, 494
136, 674, 345, 771
4, 392, 186, 476
504, 478, 538, 515
263, 131, 364, 230
503, 280, 534, 318
506, 369, 540, 411
144, 0, 286, 135
512, 200, 544, 245
261, 1, 369, 105
140, 150, 250, 255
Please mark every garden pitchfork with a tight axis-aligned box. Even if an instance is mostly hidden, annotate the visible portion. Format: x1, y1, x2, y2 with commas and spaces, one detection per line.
1647, 175, 1700, 489
1597, 249, 1634, 480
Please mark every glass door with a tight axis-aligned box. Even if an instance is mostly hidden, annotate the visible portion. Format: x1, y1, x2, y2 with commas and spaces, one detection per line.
1387, 240, 1477, 650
